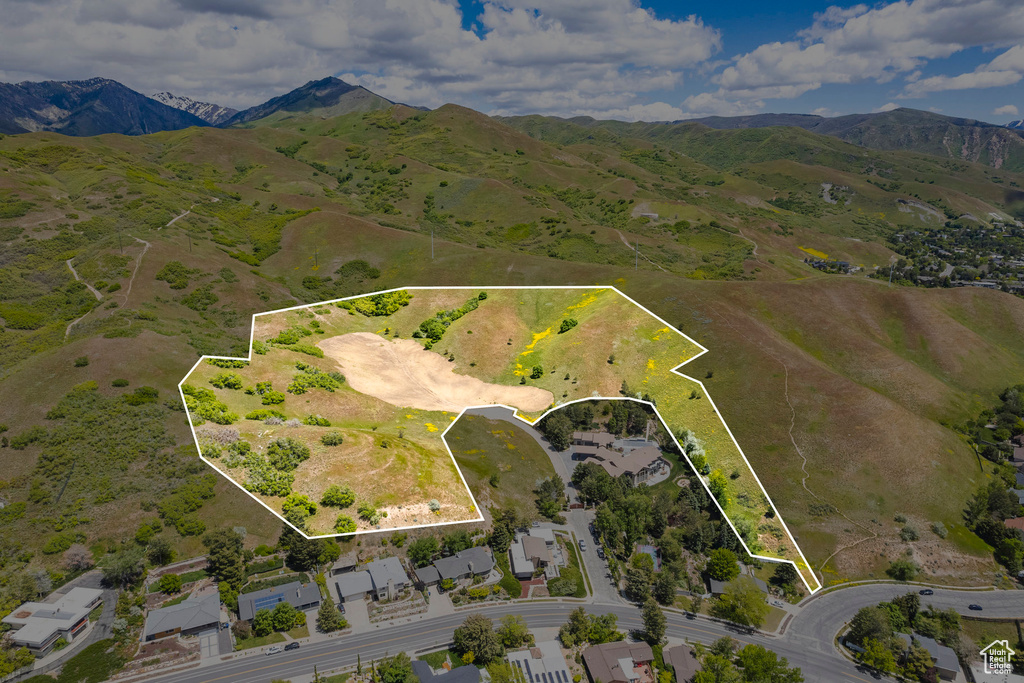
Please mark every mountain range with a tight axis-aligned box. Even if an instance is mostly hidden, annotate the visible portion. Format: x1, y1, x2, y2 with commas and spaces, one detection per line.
0, 74, 1022, 170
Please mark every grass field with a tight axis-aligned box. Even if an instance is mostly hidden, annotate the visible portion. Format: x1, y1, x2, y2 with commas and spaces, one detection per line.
1, 99, 1023, 595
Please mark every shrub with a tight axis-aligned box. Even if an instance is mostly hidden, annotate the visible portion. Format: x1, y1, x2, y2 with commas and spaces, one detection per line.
210, 372, 243, 390
531, 366, 543, 379
245, 409, 286, 421
266, 438, 311, 471
302, 414, 331, 427
931, 522, 948, 538
320, 485, 355, 508
558, 318, 578, 333
334, 515, 357, 533
112, 378, 129, 387
158, 573, 182, 594
74, 356, 89, 367
900, 526, 919, 542
321, 431, 344, 446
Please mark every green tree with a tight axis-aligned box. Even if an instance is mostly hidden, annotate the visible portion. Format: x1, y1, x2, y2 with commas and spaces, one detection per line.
487, 662, 519, 683
203, 529, 245, 591
408, 536, 440, 567
453, 613, 504, 664
694, 654, 741, 683
641, 598, 666, 645
996, 537, 1024, 573
712, 577, 770, 629
652, 569, 677, 605
497, 614, 531, 649
281, 526, 340, 572
282, 493, 318, 529
558, 607, 591, 647
252, 609, 274, 637
320, 484, 356, 508
377, 652, 417, 683
147, 537, 175, 566
771, 563, 799, 590
334, 515, 357, 533
901, 643, 934, 681
708, 470, 728, 500
847, 606, 893, 645
272, 601, 298, 631
735, 644, 804, 682
102, 546, 146, 588
158, 573, 182, 594
540, 412, 574, 451
885, 558, 919, 581
858, 637, 897, 674
625, 565, 651, 602
316, 599, 345, 633
706, 548, 740, 581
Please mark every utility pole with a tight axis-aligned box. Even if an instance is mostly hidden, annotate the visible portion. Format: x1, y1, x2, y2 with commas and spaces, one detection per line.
888, 262, 895, 286
118, 228, 123, 254
635, 239, 639, 270
188, 232, 192, 253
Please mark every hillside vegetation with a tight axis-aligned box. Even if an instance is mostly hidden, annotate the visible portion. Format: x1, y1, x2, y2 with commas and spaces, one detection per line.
1, 100, 1024, 598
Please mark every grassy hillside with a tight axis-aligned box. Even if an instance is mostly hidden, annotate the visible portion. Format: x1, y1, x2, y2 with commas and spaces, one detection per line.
1, 103, 1023, 596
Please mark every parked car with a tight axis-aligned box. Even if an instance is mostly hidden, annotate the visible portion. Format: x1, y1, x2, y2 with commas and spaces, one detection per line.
578, 539, 587, 551
919, 589, 934, 595
531, 521, 541, 528
266, 646, 283, 656
969, 604, 983, 611
285, 642, 300, 651
597, 547, 605, 560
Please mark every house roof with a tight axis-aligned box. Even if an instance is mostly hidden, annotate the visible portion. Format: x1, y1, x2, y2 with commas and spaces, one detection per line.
664, 646, 701, 682
592, 446, 666, 479
144, 593, 220, 638
573, 431, 615, 446
1015, 471, 1024, 488
508, 641, 572, 683
332, 553, 358, 572
510, 540, 534, 576
2, 588, 104, 648
238, 581, 320, 621
412, 660, 481, 683
415, 566, 441, 585
910, 634, 960, 674
1005, 518, 1024, 532
582, 642, 654, 683
432, 546, 494, 580
522, 536, 551, 563
366, 556, 408, 589
335, 571, 374, 599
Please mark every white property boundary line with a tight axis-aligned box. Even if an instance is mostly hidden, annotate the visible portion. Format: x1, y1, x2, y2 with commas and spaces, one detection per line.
176, 285, 822, 594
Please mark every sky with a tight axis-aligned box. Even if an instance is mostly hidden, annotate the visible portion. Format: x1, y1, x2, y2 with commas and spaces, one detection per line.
0, 0, 1022, 123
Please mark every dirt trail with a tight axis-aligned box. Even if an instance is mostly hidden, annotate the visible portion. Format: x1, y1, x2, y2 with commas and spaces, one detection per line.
121, 237, 150, 306
614, 229, 669, 273
710, 306, 877, 583
162, 206, 192, 229
66, 258, 103, 301
319, 332, 554, 413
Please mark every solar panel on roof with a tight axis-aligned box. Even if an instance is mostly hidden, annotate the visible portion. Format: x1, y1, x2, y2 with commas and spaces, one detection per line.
559, 671, 568, 683
252, 594, 283, 612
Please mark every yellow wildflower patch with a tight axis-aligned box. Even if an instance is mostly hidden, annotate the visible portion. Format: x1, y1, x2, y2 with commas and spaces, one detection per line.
798, 246, 829, 260
424, 423, 439, 432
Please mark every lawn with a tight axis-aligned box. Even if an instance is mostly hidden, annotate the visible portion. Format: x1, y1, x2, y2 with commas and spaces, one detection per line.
287, 624, 310, 639
419, 648, 466, 669
446, 413, 557, 520
234, 632, 286, 651
562, 533, 592, 597
960, 617, 1021, 650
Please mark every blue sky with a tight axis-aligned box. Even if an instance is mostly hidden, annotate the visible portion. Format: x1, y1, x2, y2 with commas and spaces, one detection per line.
0, 0, 1022, 123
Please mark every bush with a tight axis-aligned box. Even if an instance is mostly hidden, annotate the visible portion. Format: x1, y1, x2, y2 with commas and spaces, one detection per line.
74, 356, 89, 367
266, 438, 311, 471
558, 318, 578, 334
321, 431, 344, 446
158, 573, 182, 594
334, 515, 357, 533
931, 522, 948, 538
900, 526, 919, 542
210, 372, 243, 390
112, 379, 129, 387
245, 409, 286, 421
321, 485, 355, 508
302, 415, 330, 427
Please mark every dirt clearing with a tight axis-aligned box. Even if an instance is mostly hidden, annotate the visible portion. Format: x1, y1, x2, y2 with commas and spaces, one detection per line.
319, 332, 554, 413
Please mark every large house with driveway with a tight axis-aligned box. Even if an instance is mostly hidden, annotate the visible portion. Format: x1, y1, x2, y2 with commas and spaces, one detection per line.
414, 546, 494, 587
144, 592, 221, 641
2, 587, 103, 657
238, 581, 320, 621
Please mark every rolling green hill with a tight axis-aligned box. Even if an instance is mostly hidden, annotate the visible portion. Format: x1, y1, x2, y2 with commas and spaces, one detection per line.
1, 100, 1023, 597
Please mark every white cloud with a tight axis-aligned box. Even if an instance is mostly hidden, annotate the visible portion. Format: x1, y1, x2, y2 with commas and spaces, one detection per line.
995, 104, 1020, 116
874, 102, 900, 112
902, 69, 1021, 97
0, 0, 721, 117
713, 0, 1024, 102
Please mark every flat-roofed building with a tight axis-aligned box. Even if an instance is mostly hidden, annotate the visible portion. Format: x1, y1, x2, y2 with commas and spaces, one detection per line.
2, 587, 103, 656
508, 641, 573, 683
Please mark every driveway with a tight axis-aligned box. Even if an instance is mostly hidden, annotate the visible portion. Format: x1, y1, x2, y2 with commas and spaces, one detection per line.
198, 629, 219, 659
342, 598, 371, 634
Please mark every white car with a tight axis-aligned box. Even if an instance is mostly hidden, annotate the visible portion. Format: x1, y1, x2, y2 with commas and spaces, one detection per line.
578, 539, 587, 551
266, 646, 283, 656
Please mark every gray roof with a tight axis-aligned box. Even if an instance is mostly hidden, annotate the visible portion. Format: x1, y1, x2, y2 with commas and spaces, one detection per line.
913, 634, 960, 674
238, 581, 320, 621
335, 571, 374, 599
1016, 471, 1024, 488
145, 593, 220, 638
1013, 489, 1024, 505
665, 646, 701, 683
415, 566, 441, 585
412, 660, 481, 683
432, 546, 494, 580
367, 556, 408, 589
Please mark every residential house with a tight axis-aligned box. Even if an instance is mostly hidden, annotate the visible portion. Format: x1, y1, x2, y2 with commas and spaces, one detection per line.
1005, 518, 1024, 533
330, 553, 359, 576
1016, 472, 1024, 489
412, 659, 481, 683
573, 431, 615, 448
432, 546, 495, 583
144, 592, 221, 641
507, 641, 573, 683
1, 587, 103, 656
582, 641, 654, 683
238, 581, 320, 621
334, 556, 409, 603
664, 645, 702, 683
708, 575, 768, 597
635, 545, 661, 572
575, 445, 669, 486
510, 535, 553, 579
896, 633, 960, 681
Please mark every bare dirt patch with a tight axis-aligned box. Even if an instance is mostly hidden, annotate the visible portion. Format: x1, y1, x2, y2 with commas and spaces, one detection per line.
319, 333, 554, 413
